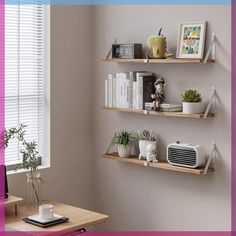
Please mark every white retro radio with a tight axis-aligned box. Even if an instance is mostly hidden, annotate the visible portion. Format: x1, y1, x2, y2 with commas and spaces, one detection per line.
167, 143, 206, 168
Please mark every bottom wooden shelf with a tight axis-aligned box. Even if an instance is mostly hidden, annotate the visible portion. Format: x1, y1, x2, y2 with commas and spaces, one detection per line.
103, 153, 214, 175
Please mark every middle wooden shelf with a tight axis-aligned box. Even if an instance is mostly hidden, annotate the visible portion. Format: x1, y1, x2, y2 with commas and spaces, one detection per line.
102, 107, 215, 119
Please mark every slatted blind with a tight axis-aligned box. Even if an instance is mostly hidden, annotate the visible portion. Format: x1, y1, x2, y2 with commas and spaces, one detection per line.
5, 5, 49, 166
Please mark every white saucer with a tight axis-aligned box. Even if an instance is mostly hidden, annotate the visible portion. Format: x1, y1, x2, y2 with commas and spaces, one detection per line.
27, 214, 64, 224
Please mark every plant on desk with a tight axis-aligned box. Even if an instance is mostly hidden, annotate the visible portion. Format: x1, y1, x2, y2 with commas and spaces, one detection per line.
3, 124, 43, 207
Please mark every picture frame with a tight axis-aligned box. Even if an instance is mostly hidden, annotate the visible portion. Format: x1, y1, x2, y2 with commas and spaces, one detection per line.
176, 21, 207, 59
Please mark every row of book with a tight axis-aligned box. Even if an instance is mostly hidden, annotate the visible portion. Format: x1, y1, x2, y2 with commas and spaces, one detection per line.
105, 71, 155, 110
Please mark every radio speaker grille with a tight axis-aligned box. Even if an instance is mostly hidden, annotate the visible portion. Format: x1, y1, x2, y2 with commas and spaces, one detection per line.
168, 146, 197, 167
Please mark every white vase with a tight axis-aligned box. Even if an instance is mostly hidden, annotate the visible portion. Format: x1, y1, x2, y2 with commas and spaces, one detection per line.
182, 102, 204, 114
139, 140, 156, 159
117, 145, 131, 158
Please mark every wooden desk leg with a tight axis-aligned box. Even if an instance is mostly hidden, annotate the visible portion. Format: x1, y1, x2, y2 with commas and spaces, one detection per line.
14, 204, 18, 216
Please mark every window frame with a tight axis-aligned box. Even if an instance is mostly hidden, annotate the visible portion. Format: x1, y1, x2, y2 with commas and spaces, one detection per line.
5, 5, 51, 173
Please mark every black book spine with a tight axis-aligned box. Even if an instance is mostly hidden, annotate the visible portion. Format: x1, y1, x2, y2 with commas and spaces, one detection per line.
142, 75, 155, 109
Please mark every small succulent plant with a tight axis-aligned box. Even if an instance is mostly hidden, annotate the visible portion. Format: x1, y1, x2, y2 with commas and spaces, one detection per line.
181, 89, 202, 103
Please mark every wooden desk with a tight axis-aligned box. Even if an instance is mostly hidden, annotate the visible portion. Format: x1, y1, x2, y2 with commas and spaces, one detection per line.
4, 195, 23, 215
6, 201, 109, 235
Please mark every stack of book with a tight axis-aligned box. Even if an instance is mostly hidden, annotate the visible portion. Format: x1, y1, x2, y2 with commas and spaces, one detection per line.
105, 71, 155, 110
160, 103, 182, 112
145, 103, 182, 112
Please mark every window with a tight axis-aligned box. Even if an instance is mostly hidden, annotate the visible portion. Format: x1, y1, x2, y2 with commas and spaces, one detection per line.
5, 5, 50, 169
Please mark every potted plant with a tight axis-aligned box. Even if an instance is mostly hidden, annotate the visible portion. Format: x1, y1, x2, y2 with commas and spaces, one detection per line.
137, 129, 157, 160
108, 130, 137, 158
2, 124, 43, 206
181, 89, 204, 114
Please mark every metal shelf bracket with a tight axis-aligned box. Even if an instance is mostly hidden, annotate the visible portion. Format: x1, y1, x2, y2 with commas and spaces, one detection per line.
203, 33, 216, 63
203, 141, 216, 175
204, 87, 216, 119
106, 37, 118, 59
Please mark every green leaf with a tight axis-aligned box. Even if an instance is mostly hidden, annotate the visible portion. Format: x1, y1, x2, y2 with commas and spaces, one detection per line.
181, 89, 202, 103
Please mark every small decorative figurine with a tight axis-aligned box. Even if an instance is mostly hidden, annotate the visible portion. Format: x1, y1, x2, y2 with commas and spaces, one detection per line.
151, 77, 165, 111
138, 129, 157, 160
146, 143, 158, 163
146, 28, 174, 59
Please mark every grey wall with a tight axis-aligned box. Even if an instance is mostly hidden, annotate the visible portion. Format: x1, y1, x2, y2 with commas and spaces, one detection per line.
8, 5, 93, 210
7, 5, 231, 231
92, 5, 231, 231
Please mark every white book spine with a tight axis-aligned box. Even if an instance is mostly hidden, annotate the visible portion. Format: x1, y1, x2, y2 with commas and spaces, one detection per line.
123, 73, 128, 109
133, 81, 137, 109
108, 74, 113, 108
119, 73, 122, 108
112, 75, 116, 108
116, 73, 120, 108
105, 79, 108, 107
136, 80, 139, 109
126, 73, 130, 109
124, 73, 128, 108
140, 76, 144, 109
126, 77, 129, 109
121, 73, 125, 108
119, 74, 122, 108
137, 75, 143, 110
129, 72, 133, 109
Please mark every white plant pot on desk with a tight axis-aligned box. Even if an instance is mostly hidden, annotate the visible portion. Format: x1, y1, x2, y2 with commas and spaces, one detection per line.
182, 102, 204, 114
117, 145, 131, 158
139, 140, 156, 160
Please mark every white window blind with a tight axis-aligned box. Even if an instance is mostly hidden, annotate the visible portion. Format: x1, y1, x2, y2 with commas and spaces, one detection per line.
5, 5, 50, 167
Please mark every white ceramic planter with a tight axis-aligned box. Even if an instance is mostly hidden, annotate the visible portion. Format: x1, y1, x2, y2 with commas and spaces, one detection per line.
182, 102, 204, 114
139, 140, 156, 160
117, 145, 131, 158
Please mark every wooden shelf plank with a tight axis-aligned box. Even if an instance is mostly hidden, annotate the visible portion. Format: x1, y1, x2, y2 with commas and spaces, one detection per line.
102, 107, 214, 119
103, 153, 214, 175
101, 58, 215, 64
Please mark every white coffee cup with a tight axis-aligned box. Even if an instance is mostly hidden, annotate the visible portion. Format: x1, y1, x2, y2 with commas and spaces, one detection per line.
39, 204, 54, 220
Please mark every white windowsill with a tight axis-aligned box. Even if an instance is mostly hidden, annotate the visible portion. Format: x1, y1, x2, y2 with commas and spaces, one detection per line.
7, 165, 50, 176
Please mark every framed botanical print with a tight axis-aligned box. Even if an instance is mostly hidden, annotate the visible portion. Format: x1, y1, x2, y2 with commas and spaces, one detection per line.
176, 22, 207, 59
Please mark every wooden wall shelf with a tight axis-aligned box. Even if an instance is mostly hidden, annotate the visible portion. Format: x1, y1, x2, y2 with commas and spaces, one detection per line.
101, 58, 215, 64
102, 107, 214, 119
103, 153, 214, 175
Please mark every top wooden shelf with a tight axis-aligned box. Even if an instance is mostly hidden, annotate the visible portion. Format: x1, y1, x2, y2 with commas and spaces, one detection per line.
101, 58, 215, 64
